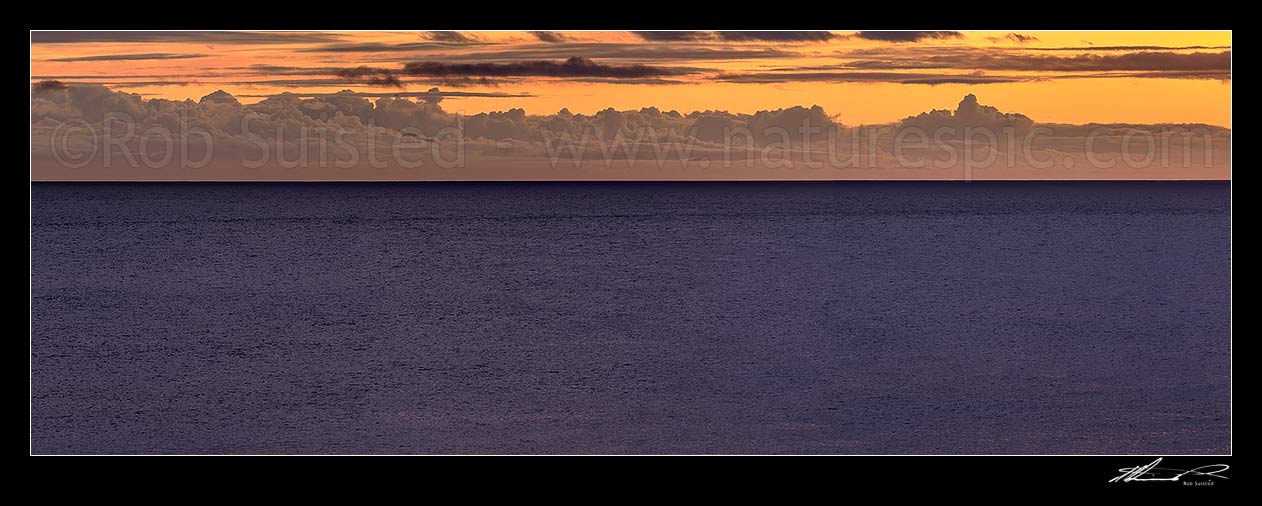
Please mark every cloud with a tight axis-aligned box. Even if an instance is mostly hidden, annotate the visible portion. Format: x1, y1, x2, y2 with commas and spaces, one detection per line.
153, 64, 514, 88
846, 50, 1231, 72
1024, 45, 1231, 51
569, 77, 686, 85
421, 76, 506, 87
986, 33, 1039, 44
402, 57, 683, 78
334, 66, 403, 88
30, 31, 341, 44
29, 85, 1229, 181
227, 78, 500, 88
297, 41, 790, 62
237, 89, 533, 99
714, 31, 836, 42
1056, 70, 1231, 81
33, 74, 197, 80
47, 53, 209, 62
715, 71, 1028, 85
723, 50, 1234, 84
632, 31, 712, 41
299, 41, 483, 53
528, 31, 568, 43
898, 93, 1034, 131
30, 78, 198, 89
421, 31, 476, 43
853, 31, 965, 43
398, 43, 792, 62
632, 31, 835, 42
99, 81, 197, 87
32, 80, 68, 92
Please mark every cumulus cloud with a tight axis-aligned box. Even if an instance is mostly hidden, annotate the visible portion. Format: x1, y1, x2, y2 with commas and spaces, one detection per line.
898, 93, 1034, 131
32, 80, 69, 92
29, 85, 1229, 181
854, 31, 965, 43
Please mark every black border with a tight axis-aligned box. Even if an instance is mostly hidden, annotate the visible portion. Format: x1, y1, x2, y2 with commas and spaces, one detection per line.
26, 3, 1232, 492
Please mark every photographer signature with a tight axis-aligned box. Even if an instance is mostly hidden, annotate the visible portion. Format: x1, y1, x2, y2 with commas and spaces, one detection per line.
1109, 458, 1229, 483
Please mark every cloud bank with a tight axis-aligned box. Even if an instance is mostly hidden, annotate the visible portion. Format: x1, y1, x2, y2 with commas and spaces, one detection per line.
30, 83, 1229, 181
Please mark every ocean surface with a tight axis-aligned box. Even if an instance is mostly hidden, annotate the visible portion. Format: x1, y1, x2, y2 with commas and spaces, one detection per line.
30, 182, 1232, 454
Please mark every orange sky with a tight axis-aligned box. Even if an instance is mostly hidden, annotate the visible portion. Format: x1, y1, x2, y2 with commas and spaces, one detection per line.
30, 30, 1231, 127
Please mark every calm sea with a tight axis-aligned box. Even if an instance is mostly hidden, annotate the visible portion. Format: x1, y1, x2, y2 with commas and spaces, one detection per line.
30, 181, 1232, 454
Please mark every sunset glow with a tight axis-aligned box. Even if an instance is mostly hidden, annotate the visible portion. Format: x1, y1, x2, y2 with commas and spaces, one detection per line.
31, 30, 1231, 126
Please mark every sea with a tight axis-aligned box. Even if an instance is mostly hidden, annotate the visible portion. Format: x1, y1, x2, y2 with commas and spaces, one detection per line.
30, 181, 1232, 454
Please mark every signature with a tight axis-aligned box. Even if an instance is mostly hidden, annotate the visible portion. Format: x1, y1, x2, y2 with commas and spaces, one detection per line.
1109, 458, 1229, 483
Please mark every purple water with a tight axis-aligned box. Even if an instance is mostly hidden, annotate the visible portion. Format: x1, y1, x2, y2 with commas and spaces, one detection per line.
30, 182, 1232, 454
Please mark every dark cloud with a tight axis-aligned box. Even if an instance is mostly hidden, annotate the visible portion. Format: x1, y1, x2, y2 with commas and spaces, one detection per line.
421, 31, 475, 43
528, 31, 568, 43
30, 31, 341, 44
986, 33, 1039, 44
402, 57, 682, 78
715, 71, 1027, 85
47, 53, 209, 62
847, 50, 1231, 72
334, 66, 403, 88
32, 80, 69, 92
854, 31, 965, 43
714, 31, 836, 42
632, 31, 712, 41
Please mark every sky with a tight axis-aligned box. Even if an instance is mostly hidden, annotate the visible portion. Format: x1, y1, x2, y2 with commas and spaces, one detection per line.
30, 31, 1231, 180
